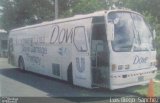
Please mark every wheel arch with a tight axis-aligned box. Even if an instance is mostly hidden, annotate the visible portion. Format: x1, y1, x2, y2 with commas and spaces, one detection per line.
18, 55, 23, 65
18, 55, 25, 70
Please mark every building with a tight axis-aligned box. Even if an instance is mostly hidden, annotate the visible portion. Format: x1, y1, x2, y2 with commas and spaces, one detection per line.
0, 29, 8, 57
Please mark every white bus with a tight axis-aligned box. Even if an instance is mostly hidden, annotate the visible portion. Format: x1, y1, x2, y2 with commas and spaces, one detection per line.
8, 9, 157, 90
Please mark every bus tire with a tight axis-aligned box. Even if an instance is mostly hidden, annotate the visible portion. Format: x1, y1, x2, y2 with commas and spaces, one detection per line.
67, 63, 73, 84
18, 56, 25, 71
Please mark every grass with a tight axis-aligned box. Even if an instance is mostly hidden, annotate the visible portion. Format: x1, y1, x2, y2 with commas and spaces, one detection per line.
121, 71, 160, 97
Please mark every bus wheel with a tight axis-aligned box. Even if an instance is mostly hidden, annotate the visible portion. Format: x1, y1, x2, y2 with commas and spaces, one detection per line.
67, 63, 73, 84
18, 57, 25, 71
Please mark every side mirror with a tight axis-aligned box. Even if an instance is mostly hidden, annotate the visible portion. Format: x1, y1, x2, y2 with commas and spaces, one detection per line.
107, 23, 114, 41
153, 29, 156, 39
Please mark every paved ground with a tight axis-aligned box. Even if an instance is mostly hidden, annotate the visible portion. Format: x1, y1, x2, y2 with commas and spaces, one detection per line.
0, 58, 135, 103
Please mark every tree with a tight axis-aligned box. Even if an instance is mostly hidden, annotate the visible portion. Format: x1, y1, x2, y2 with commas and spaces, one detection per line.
0, 0, 160, 32
122, 0, 160, 22
61, 0, 126, 17
0, 0, 54, 31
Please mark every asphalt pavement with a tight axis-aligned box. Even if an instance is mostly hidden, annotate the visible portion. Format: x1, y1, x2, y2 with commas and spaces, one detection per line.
0, 58, 135, 103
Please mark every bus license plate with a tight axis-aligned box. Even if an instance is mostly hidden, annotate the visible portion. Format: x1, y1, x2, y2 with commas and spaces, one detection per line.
138, 76, 144, 82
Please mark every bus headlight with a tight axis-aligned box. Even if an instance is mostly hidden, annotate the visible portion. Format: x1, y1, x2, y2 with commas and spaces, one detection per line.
112, 64, 116, 71
112, 64, 130, 71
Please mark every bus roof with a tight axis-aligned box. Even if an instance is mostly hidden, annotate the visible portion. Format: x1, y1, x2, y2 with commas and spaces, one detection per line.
11, 10, 107, 32
11, 9, 140, 32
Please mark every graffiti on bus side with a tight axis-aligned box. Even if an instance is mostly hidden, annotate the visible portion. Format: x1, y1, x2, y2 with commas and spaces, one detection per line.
21, 36, 45, 45
50, 25, 74, 44
20, 37, 48, 65
27, 54, 41, 65
22, 46, 47, 55
21, 37, 48, 55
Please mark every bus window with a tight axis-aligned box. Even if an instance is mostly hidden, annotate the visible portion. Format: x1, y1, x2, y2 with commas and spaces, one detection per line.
74, 26, 88, 52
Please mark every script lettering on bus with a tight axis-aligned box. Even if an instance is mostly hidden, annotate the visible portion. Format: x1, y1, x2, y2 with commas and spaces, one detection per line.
133, 55, 148, 64
50, 25, 73, 44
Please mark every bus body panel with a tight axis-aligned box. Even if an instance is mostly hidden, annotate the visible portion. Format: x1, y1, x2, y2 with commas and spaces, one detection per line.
72, 18, 93, 88
109, 50, 157, 89
8, 17, 93, 88
8, 9, 157, 90
105, 10, 157, 89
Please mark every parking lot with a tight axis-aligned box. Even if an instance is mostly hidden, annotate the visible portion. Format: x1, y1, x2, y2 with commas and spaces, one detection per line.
0, 58, 140, 102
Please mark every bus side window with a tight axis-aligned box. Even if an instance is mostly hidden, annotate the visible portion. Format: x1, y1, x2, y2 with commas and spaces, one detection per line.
74, 26, 88, 52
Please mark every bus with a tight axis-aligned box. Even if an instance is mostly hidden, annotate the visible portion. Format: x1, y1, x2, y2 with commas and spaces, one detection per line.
0, 29, 8, 57
8, 9, 157, 90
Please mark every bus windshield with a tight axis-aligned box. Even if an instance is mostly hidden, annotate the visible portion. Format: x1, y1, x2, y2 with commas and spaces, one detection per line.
108, 12, 154, 52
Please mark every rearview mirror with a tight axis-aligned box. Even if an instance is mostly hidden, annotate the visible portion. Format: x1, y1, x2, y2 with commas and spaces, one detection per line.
153, 29, 156, 39
107, 23, 114, 41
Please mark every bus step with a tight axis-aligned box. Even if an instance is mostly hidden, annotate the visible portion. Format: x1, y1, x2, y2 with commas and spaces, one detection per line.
92, 84, 99, 88
92, 84, 106, 88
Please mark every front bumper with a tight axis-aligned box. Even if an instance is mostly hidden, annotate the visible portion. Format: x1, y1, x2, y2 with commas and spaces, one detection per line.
110, 67, 157, 90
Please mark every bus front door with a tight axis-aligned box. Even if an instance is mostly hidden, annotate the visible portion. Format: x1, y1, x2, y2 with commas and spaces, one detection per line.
91, 22, 109, 88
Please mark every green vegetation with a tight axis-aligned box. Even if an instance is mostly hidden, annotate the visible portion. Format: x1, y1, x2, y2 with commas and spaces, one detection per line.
156, 71, 160, 80
0, 0, 160, 33
123, 71, 160, 97
127, 82, 160, 97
